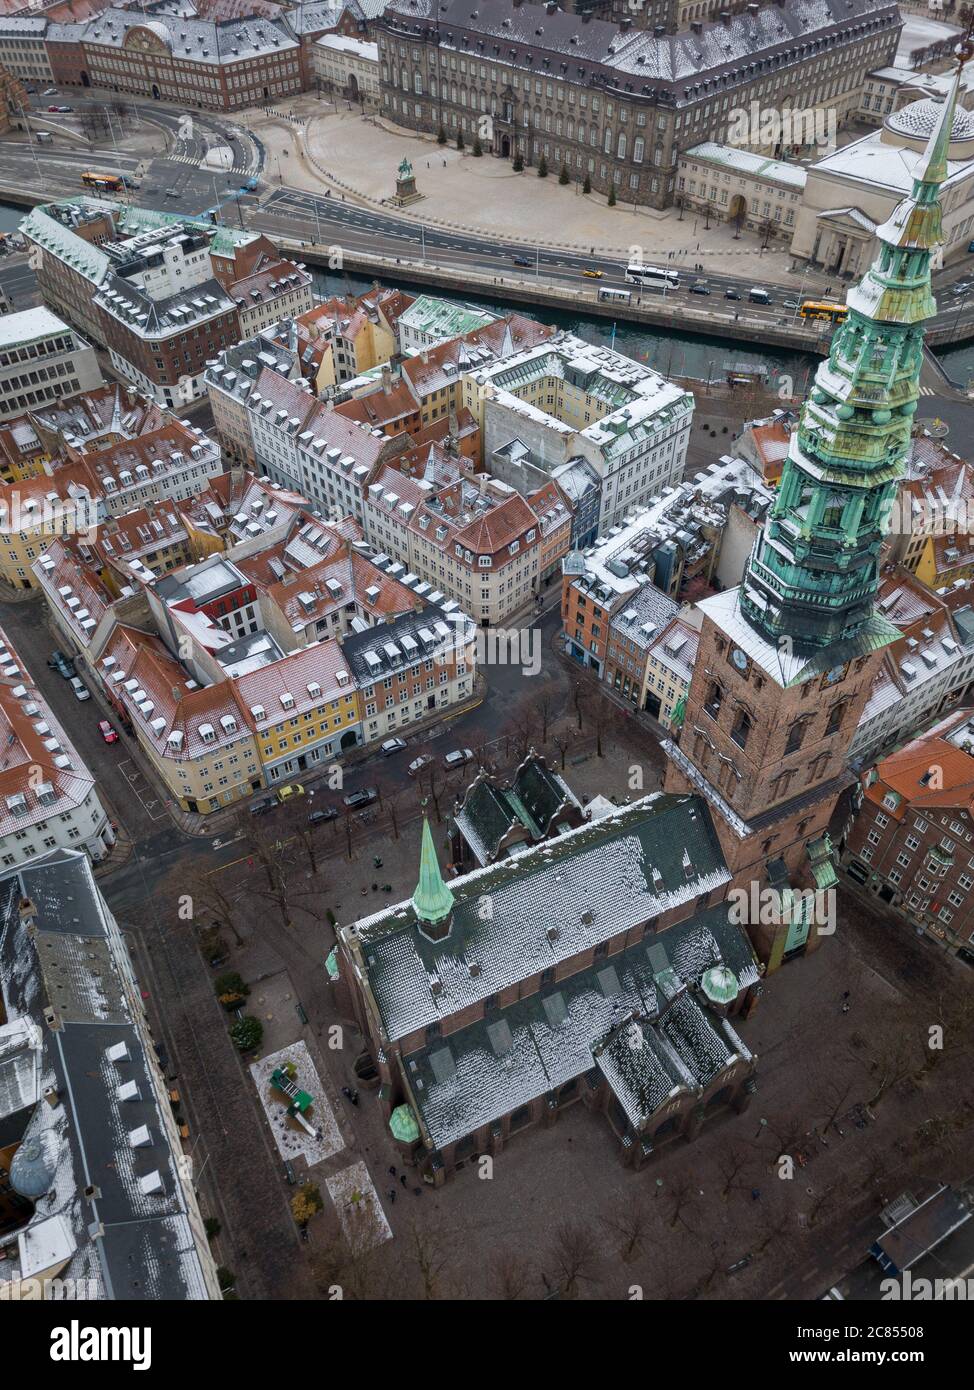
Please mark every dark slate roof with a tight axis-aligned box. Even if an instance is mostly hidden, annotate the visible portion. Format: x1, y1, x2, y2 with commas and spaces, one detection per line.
346, 792, 734, 1041
453, 753, 580, 862
381, 0, 901, 105
403, 900, 756, 1148
0, 853, 214, 1300
339, 601, 473, 684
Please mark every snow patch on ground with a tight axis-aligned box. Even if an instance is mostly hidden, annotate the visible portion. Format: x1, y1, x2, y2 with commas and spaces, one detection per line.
250, 1042, 344, 1164
325, 1161, 393, 1252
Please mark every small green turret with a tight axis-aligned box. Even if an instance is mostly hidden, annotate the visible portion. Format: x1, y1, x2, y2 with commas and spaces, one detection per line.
412, 817, 454, 935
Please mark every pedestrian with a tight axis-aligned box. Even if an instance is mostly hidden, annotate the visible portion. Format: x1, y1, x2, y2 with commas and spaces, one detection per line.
841, 990, 850, 1000
751, 1188, 761, 1201
841, 1002, 850, 1013
388, 1189, 396, 1204
400, 1173, 407, 1186
389, 1165, 396, 1176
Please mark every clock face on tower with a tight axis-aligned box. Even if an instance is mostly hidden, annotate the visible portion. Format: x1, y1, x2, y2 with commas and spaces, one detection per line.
731, 648, 748, 672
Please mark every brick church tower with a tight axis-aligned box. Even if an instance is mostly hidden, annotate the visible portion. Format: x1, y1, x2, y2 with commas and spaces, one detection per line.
664, 55, 968, 971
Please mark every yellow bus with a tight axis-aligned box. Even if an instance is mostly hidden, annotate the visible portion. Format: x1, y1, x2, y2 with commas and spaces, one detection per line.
81, 172, 125, 193
799, 300, 848, 324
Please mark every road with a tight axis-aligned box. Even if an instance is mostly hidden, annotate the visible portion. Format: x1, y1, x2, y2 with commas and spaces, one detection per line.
6, 89, 974, 345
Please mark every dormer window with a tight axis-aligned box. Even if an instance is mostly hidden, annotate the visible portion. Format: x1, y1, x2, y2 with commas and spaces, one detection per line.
198, 724, 216, 743
280, 692, 295, 709
478, 555, 491, 567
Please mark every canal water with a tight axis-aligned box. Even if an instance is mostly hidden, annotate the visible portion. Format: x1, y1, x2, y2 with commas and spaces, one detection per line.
2, 200, 969, 385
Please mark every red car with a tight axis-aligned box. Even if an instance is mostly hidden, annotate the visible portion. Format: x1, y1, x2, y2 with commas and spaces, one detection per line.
98, 719, 118, 744
47, 104, 60, 112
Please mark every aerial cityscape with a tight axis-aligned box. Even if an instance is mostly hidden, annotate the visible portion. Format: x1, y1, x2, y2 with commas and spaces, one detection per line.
0, 0, 972, 1343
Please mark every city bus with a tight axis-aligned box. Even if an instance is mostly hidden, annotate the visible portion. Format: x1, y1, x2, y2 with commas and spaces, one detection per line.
598, 287, 632, 304
624, 263, 680, 291
81, 172, 126, 193
799, 300, 848, 324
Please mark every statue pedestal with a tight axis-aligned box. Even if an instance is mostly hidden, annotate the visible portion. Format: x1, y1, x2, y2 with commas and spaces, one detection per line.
390, 161, 424, 207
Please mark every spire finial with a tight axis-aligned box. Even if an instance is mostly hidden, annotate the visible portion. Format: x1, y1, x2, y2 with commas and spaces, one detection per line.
411, 817, 455, 929
916, 26, 974, 189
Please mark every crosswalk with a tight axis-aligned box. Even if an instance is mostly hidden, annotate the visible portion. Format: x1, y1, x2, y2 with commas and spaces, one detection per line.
168, 152, 254, 175
918, 386, 936, 396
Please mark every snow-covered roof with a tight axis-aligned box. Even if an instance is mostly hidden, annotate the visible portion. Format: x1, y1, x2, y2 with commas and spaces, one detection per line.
682, 142, 808, 189
0, 853, 216, 1300
344, 792, 734, 1043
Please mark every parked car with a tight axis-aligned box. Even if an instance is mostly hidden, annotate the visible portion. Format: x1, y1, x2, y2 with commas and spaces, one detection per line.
512, 254, 531, 267
343, 787, 378, 810
48, 649, 75, 678
283, 1161, 296, 1185
276, 783, 305, 802
249, 796, 277, 817
407, 754, 434, 777
308, 807, 339, 826
55, 105, 71, 113
443, 748, 474, 769
689, 281, 711, 295
69, 676, 90, 701
724, 287, 741, 300
98, 719, 118, 744
165, 187, 180, 198
380, 737, 407, 756
46, 104, 63, 112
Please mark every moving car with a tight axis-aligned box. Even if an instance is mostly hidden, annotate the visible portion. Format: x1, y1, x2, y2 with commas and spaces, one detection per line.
98, 719, 118, 744
748, 287, 771, 304
407, 754, 434, 777
55, 105, 72, 113
276, 783, 305, 802
69, 676, 90, 702
343, 787, 378, 810
250, 796, 277, 817
308, 807, 339, 826
724, 288, 741, 300
43, 88, 57, 96
443, 748, 474, 769
689, 281, 711, 295
512, 255, 531, 267
582, 268, 604, 279
380, 737, 407, 756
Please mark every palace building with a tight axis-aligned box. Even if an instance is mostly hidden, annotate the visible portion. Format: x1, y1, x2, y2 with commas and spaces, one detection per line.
375, 0, 901, 208
662, 58, 967, 971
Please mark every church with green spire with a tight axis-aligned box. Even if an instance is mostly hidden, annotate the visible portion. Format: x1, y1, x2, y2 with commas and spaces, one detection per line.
664, 56, 969, 970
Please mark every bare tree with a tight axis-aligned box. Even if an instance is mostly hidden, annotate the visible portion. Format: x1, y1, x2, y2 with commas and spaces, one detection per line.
385, 787, 403, 842
489, 1250, 534, 1300
410, 1221, 452, 1300
717, 1143, 755, 1201
185, 867, 244, 946
537, 690, 554, 745
551, 723, 573, 771
572, 683, 589, 732
812, 1077, 854, 1135
599, 1200, 651, 1263
548, 1220, 598, 1297
666, 1174, 697, 1232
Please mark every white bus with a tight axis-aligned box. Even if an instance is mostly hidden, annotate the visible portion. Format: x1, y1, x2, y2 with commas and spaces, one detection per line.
598, 287, 632, 304
625, 263, 680, 290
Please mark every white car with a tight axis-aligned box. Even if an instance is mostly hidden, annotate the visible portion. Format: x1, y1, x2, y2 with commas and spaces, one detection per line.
443, 748, 473, 769
380, 737, 407, 756
69, 676, 90, 701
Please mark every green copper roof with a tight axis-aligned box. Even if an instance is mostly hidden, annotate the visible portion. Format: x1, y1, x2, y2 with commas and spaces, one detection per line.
411, 817, 455, 926
701, 965, 739, 1004
389, 1104, 421, 1143
739, 63, 965, 655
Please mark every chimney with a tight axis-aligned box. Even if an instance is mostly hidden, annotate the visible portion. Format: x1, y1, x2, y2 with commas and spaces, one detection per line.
653, 23, 666, 35
581, 9, 591, 19
620, 15, 631, 29
719, 8, 731, 23
690, 19, 702, 32
381, 364, 393, 394
171, 684, 182, 703
545, 1, 556, 10
18, 896, 36, 925
43, 1084, 60, 1108
747, 2, 759, 11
